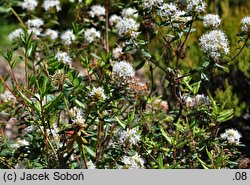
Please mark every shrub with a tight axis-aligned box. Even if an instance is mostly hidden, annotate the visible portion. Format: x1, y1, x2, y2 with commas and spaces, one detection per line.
0, 0, 249, 169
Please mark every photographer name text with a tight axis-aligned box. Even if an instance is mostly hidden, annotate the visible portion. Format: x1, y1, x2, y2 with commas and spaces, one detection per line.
3, 171, 84, 182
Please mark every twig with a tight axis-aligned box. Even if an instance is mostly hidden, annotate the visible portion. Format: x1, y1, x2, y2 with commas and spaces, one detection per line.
231, 34, 250, 61
105, 0, 109, 53
95, 120, 103, 163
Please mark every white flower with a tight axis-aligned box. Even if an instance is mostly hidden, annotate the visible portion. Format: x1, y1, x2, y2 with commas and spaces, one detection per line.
122, 8, 138, 19
116, 17, 140, 37
20, 0, 38, 11
142, 0, 163, 10
109, 14, 122, 26
69, 107, 85, 127
200, 30, 230, 61
117, 127, 141, 145
11, 139, 29, 148
158, 3, 178, 18
89, 5, 105, 18
26, 18, 44, 36
112, 47, 123, 59
43, 0, 61, 12
220, 129, 242, 145
87, 161, 96, 169
60, 30, 76, 45
47, 124, 60, 143
55, 51, 72, 67
84, 28, 101, 43
184, 96, 195, 107
69, 106, 82, 118
112, 61, 135, 83
195, 94, 210, 105
0, 90, 16, 102
8, 28, 24, 41
186, 0, 206, 13
26, 18, 44, 28
121, 152, 145, 169
45, 29, 58, 40
241, 16, 250, 32
90, 87, 107, 100
72, 116, 85, 127
28, 28, 42, 36
158, 3, 191, 25
24, 125, 37, 133
183, 94, 210, 108
203, 14, 221, 29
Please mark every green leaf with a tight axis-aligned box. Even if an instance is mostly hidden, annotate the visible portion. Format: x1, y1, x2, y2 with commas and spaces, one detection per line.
176, 140, 188, 148
214, 63, 229, 73
197, 156, 209, 169
115, 117, 126, 129
206, 147, 213, 161
157, 154, 164, 169
201, 73, 209, 81
0, 7, 11, 13
75, 99, 86, 109
141, 49, 152, 59
17, 90, 32, 105
84, 145, 96, 158
135, 60, 146, 70
191, 81, 201, 95
85, 0, 93, 6
159, 126, 172, 145
215, 152, 224, 168
217, 109, 234, 122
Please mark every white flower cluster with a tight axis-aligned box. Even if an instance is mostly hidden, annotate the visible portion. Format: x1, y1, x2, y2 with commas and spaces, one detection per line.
186, 0, 206, 13
8, 28, 24, 41
241, 16, 250, 32
60, 30, 76, 45
116, 17, 140, 37
200, 30, 230, 61
220, 129, 242, 145
0, 90, 16, 102
117, 127, 141, 145
27, 18, 44, 28
43, 0, 61, 12
90, 87, 107, 100
55, 51, 72, 67
11, 138, 29, 148
121, 152, 145, 169
203, 14, 221, 29
109, 14, 122, 26
110, 7, 140, 38
112, 61, 135, 84
89, 5, 105, 18
84, 28, 101, 43
183, 94, 210, 108
48, 125, 60, 144
158, 3, 178, 18
112, 46, 123, 59
142, 0, 163, 10
158, 3, 191, 25
122, 8, 138, 19
69, 106, 85, 127
20, 0, 38, 11
87, 161, 96, 169
26, 18, 44, 36
45, 29, 58, 40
